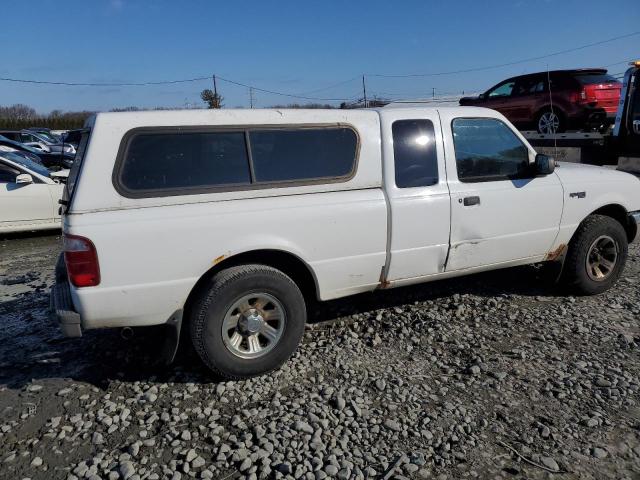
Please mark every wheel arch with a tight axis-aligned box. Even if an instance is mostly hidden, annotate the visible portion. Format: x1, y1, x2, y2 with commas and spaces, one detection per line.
546, 203, 633, 280
183, 249, 320, 326
589, 204, 636, 243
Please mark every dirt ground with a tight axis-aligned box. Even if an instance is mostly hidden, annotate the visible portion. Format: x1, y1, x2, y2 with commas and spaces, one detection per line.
0, 232, 639, 480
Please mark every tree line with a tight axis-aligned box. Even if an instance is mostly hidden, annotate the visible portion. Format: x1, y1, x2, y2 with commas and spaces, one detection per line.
0, 94, 384, 131
0, 104, 95, 130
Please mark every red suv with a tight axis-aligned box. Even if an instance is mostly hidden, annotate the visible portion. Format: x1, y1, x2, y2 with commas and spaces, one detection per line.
459, 69, 621, 133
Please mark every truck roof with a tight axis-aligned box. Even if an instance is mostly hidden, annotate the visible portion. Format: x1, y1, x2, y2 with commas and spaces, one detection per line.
91, 105, 493, 126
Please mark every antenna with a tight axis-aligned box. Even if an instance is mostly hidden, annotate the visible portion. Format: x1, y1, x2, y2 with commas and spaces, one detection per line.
546, 65, 558, 158
362, 75, 367, 108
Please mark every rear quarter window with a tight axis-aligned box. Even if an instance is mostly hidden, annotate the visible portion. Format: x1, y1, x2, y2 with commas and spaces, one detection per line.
248, 128, 357, 183
575, 73, 620, 85
114, 126, 359, 197
118, 131, 250, 193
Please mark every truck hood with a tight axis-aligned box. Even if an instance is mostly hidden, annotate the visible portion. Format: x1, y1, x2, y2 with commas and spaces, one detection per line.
554, 162, 639, 184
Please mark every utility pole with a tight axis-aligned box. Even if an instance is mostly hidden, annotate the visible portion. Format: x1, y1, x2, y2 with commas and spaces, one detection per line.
249, 87, 254, 109
432, 87, 435, 99
213, 75, 218, 97
362, 75, 367, 108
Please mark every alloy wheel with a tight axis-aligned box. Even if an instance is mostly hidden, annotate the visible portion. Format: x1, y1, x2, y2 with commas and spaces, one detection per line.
221, 293, 286, 359
585, 235, 618, 282
538, 112, 560, 134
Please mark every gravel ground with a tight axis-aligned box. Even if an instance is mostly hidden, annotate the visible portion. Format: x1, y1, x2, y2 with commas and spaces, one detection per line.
1, 233, 639, 480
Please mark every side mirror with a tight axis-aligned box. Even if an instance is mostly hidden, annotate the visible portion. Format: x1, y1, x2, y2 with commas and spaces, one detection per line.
478, 93, 486, 100
534, 153, 555, 175
15, 173, 34, 184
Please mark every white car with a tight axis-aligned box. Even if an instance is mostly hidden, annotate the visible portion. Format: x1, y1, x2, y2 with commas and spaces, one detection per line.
51, 107, 640, 379
0, 152, 65, 233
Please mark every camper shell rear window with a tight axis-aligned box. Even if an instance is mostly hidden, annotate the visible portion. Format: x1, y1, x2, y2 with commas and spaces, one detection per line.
113, 125, 359, 198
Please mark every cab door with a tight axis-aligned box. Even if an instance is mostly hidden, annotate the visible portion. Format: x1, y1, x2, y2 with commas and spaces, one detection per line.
439, 111, 563, 271
510, 75, 544, 125
0, 161, 55, 229
379, 109, 451, 282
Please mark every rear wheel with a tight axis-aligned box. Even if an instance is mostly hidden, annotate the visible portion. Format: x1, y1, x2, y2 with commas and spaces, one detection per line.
190, 264, 306, 379
561, 215, 628, 295
537, 110, 563, 134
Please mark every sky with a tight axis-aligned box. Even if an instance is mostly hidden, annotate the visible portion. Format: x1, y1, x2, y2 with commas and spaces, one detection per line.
1, 0, 639, 113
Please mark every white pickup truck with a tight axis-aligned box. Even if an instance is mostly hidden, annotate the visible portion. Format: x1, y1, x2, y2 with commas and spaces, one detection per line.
51, 107, 640, 379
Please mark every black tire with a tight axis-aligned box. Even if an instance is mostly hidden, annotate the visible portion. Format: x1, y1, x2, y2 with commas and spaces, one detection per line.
536, 109, 564, 134
561, 214, 628, 295
190, 264, 306, 379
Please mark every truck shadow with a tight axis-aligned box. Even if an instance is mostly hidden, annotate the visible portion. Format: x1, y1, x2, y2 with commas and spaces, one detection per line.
308, 263, 556, 324
0, 264, 558, 390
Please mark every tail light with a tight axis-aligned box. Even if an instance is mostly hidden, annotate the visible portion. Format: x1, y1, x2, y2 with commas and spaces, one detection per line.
570, 89, 588, 103
63, 234, 100, 287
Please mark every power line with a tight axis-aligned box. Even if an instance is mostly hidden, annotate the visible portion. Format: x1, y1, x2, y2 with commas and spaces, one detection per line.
214, 75, 355, 101
0, 75, 211, 87
0, 31, 636, 104
604, 58, 638, 67
0, 72, 357, 102
294, 76, 361, 95
366, 30, 640, 78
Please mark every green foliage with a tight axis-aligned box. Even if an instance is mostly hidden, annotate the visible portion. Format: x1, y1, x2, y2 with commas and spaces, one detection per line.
201, 89, 223, 109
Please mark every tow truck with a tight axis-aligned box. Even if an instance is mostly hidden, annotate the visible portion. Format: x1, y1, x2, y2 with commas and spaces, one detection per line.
525, 60, 640, 172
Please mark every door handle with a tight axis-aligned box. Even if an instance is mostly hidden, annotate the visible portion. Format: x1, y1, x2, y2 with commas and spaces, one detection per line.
633, 120, 640, 135
462, 196, 480, 206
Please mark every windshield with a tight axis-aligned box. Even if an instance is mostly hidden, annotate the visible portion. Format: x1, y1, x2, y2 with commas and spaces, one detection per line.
1, 152, 51, 178
0, 138, 41, 154
30, 131, 60, 144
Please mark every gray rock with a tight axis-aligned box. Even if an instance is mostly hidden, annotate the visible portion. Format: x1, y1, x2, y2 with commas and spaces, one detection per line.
143, 391, 158, 403
239, 457, 252, 471
119, 461, 136, 479
384, 419, 402, 431
540, 457, 559, 471
591, 447, 608, 459
324, 464, 339, 476
295, 420, 314, 434
185, 449, 197, 463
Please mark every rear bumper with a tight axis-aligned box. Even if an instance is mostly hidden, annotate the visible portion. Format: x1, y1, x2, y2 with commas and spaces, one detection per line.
629, 211, 640, 244
50, 254, 82, 337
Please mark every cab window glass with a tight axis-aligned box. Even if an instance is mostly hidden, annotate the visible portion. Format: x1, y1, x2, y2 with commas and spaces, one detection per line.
452, 118, 530, 182
392, 120, 438, 188
487, 81, 515, 98
0, 163, 19, 183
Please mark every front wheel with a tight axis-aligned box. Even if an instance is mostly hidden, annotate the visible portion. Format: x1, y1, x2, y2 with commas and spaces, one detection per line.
190, 265, 306, 379
561, 215, 628, 295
